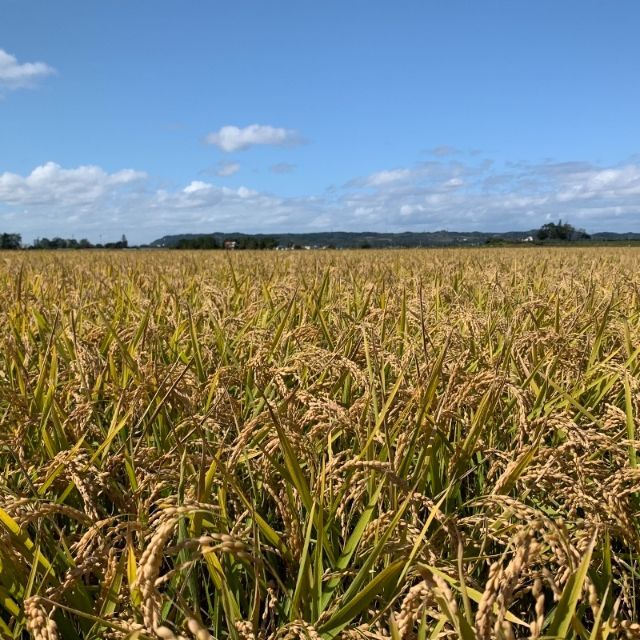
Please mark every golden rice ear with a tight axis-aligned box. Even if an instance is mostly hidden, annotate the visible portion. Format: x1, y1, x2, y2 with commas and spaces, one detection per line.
24, 597, 59, 640
2, 248, 639, 638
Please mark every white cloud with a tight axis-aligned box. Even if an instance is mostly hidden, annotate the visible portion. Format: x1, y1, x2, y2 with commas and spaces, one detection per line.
2, 158, 640, 245
0, 162, 146, 207
400, 204, 424, 216
339, 159, 640, 232
205, 124, 301, 152
362, 168, 413, 187
0, 163, 147, 241
430, 145, 458, 157
270, 162, 297, 174
0, 49, 55, 91
349, 162, 468, 189
215, 161, 240, 177
183, 181, 212, 194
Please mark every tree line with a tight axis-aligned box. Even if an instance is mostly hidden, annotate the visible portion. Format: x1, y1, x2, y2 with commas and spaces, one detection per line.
0, 234, 130, 250
32, 235, 129, 249
174, 236, 277, 250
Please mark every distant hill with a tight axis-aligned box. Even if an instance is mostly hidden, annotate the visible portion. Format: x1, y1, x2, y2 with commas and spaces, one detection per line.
150, 230, 538, 249
149, 229, 640, 249
591, 232, 640, 241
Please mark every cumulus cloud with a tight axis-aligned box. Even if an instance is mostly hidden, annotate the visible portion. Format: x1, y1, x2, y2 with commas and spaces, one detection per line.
178, 181, 257, 199
0, 49, 55, 91
0, 162, 146, 207
2, 158, 640, 244
0, 161, 317, 242
340, 160, 640, 232
146, 180, 323, 240
205, 124, 301, 152
0, 162, 147, 240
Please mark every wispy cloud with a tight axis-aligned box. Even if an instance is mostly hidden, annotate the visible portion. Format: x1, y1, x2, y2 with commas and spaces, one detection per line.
205, 124, 301, 152
270, 162, 297, 174
0, 49, 55, 91
347, 162, 469, 189
429, 145, 458, 157
354, 168, 413, 188
215, 161, 241, 177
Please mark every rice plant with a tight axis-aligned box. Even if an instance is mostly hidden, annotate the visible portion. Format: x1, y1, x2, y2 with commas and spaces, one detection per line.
1, 247, 639, 639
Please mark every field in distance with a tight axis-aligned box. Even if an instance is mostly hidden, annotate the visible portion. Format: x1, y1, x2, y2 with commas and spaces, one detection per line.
1, 248, 639, 639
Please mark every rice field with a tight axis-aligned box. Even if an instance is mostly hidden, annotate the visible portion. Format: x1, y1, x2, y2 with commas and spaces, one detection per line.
1, 247, 640, 639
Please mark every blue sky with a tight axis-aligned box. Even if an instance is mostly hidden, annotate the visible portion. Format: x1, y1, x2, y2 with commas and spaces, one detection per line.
1, 0, 639, 244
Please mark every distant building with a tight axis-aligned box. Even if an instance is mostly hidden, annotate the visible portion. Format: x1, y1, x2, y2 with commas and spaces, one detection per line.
223, 240, 237, 250
522, 236, 534, 243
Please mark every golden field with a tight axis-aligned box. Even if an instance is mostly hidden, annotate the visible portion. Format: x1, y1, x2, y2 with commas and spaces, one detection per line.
1, 248, 640, 639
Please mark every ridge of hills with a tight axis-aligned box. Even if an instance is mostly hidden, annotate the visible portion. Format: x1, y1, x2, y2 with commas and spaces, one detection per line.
150, 229, 640, 249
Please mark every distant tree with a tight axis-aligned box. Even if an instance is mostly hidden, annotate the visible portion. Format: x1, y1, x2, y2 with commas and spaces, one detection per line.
175, 236, 219, 250
233, 236, 277, 250
32, 236, 96, 249
105, 236, 129, 249
50, 237, 68, 249
257, 237, 277, 250
0, 233, 21, 249
485, 237, 508, 245
536, 219, 590, 242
